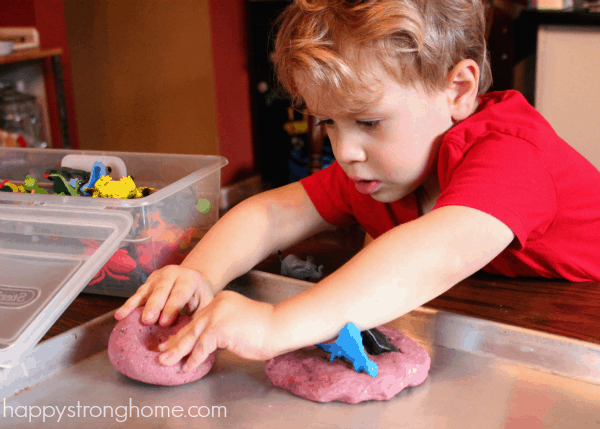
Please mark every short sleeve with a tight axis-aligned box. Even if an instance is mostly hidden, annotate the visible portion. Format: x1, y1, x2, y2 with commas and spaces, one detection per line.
300, 161, 357, 226
434, 132, 558, 250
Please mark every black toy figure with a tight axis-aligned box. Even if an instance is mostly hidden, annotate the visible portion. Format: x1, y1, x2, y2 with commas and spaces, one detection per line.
360, 327, 400, 355
278, 250, 324, 281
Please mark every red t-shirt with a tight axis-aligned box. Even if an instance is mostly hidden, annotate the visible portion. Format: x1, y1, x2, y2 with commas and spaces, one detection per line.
300, 90, 600, 282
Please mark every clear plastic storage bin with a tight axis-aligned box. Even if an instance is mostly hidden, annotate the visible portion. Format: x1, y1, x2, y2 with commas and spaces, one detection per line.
0, 147, 228, 297
0, 204, 133, 367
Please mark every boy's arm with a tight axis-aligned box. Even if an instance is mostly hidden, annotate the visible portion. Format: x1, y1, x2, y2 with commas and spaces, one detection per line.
270, 203, 515, 354
117, 181, 331, 324
158, 199, 515, 369
180, 181, 332, 294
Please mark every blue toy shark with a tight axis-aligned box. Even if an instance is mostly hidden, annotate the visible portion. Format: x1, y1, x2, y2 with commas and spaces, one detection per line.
317, 322, 378, 377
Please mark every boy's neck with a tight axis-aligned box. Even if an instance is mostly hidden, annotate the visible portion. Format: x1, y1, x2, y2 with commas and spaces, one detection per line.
416, 174, 441, 217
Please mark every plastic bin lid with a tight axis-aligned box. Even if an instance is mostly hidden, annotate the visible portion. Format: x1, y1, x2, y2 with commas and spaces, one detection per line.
0, 204, 133, 368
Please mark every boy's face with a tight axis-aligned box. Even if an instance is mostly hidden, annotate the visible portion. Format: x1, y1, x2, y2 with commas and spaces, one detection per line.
300, 70, 455, 203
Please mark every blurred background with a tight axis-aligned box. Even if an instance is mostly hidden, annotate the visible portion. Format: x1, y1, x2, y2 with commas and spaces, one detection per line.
1, 0, 599, 192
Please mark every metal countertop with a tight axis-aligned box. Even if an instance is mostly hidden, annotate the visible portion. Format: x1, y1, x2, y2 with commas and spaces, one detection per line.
2, 271, 599, 428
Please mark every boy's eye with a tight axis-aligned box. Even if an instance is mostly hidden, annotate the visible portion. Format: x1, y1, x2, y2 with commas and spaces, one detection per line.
357, 120, 379, 128
315, 118, 334, 127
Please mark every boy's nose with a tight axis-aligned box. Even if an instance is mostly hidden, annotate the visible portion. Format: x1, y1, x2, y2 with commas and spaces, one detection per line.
333, 133, 367, 164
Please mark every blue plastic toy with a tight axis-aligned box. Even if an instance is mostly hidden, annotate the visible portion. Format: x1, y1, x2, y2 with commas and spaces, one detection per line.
81, 161, 108, 196
67, 176, 80, 189
317, 322, 378, 377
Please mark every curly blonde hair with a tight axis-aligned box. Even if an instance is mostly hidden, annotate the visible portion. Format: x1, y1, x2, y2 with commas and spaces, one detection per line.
273, 0, 492, 111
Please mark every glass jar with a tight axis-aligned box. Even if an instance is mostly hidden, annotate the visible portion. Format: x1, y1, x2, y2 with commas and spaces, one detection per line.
0, 82, 47, 148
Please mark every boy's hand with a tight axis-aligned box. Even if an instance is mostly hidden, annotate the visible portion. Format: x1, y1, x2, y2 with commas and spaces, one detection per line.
157, 291, 277, 371
115, 265, 214, 326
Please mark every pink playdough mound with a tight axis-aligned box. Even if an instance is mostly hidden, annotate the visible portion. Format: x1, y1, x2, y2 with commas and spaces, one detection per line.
108, 307, 215, 386
265, 326, 430, 404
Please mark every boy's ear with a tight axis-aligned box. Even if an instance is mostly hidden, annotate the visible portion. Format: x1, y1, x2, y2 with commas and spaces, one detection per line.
446, 59, 480, 122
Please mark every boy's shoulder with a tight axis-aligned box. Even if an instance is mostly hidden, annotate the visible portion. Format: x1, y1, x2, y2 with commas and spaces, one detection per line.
437, 88, 600, 192
444, 90, 555, 150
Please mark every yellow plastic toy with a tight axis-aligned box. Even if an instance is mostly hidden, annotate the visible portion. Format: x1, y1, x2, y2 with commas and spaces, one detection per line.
91, 175, 153, 199
0, 180, 25, 193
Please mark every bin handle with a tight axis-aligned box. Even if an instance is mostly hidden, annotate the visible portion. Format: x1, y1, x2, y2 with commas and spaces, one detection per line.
121, 236, 151, 244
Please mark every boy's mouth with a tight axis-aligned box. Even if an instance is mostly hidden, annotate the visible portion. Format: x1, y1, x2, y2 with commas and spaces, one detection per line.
353, 179, 382, 195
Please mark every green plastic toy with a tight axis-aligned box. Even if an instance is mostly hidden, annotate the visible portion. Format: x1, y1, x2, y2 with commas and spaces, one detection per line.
22, 175, 49, 194
44, 173, 83, 196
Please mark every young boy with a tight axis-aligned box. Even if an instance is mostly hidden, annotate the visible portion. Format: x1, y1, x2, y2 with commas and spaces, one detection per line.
116, 0, 600, 372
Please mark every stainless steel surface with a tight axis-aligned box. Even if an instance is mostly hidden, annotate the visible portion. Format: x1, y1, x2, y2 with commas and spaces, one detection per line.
1, 271, 600, 428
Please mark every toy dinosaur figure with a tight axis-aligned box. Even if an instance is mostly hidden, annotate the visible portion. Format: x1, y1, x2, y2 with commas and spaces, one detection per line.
0, 180, 25, 193
43, 173, 83, 196
361, 327, 400, 355
45, 167, 90, 191
81, 161, 108, 196
92, 175, 153, 199
278, 250, 324, 281
317, 322, 378, 377
22, 175, 49, 194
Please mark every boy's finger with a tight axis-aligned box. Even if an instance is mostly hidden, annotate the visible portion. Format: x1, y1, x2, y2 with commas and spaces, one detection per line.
159, 278, 198, 326
114, 286, 152, 319
157, 331, 195, 366
158, 316, 210, 366
185, 294, 199, 314
184, 333, 217, 372
196, 283, 215, 310
142, 279, 180, 324
160, 314, 207, 351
